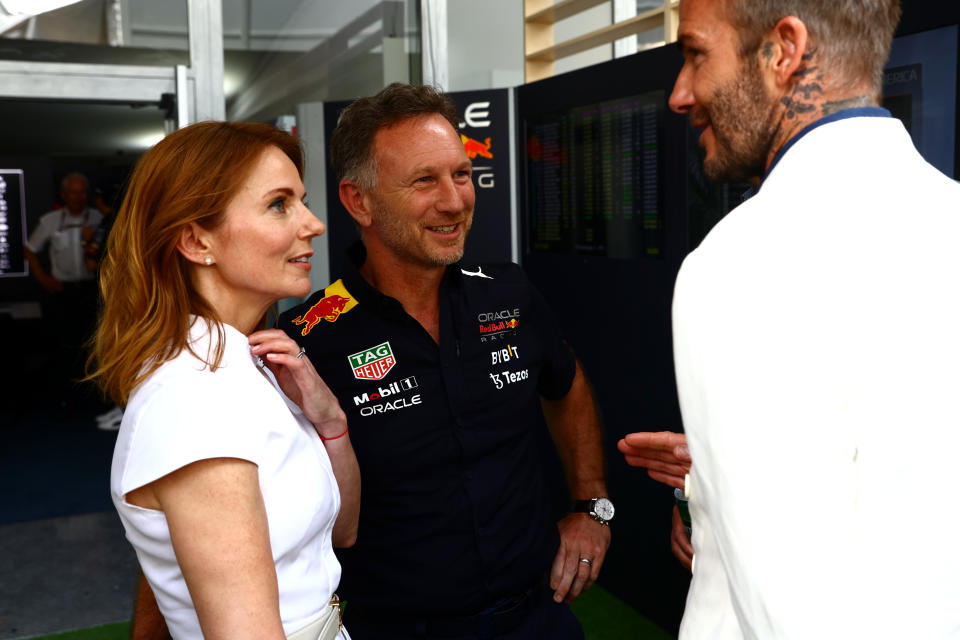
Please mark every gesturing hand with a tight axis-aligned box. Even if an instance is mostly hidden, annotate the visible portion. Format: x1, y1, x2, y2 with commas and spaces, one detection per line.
617, 431, 691, 490
248, 329, 346, 438
671, 505, 694, 570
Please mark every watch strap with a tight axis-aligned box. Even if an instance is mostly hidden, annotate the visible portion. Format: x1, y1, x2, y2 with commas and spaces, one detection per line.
572, 497, 612, 525
572, 499, 597, 512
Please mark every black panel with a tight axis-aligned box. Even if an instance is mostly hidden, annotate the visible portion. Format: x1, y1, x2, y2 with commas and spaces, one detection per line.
525, 90, 667, 259
897, 2, 960, 37
518, 44, 693, 634
448, 89, 514, 266
895, 4, 960, 179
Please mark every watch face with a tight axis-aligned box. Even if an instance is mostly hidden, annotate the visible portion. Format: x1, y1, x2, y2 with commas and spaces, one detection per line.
594, 498, 615, 521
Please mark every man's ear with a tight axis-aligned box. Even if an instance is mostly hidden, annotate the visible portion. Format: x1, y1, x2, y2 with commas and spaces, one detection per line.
764, 16, 810, 89
176, 222, 213, 265
339, 180, 374, 229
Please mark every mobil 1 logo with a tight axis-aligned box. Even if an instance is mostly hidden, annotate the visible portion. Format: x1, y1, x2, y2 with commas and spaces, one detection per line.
353, 376, 421, 417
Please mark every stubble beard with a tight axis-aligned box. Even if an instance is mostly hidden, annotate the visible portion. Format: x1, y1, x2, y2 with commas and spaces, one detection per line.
369, 198, 469, 269
700, 57, 780, 184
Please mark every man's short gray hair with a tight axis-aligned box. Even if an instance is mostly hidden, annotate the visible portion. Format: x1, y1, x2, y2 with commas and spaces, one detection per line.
729, 0, 901, 93
60, 172, 89, 191
330, 83, 460, 192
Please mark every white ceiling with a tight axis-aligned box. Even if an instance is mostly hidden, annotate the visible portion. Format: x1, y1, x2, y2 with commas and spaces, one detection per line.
0, 0, 386, 158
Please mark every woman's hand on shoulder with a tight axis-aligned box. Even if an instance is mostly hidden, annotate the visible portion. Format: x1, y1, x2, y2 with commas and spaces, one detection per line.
248, 329, 347, 438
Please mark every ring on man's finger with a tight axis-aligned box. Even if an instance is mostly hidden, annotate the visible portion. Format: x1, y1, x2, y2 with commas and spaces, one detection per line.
296, 346, 307, 359
579, 557, 592, 566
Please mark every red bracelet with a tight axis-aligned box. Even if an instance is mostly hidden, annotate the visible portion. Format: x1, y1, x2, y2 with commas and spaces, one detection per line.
320, 427, 349, 442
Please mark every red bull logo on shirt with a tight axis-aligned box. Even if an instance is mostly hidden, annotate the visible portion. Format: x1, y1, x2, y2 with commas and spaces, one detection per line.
348, 341, 396, 380
479, 318, 519, 333
478, 308, 520, 342
291, 279, 357, 336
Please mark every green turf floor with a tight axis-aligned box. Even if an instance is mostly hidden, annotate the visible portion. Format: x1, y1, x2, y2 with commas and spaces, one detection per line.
26, 584, 673, 640
571, 585, 673, 639
23, 623, 128, 640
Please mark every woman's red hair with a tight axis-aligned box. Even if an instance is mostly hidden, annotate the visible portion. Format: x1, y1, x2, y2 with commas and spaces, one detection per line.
87, 121, 303, 405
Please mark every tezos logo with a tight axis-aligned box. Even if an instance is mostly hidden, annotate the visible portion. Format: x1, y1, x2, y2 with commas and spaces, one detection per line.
489, 368, 529, 390
348, 341, 396, 380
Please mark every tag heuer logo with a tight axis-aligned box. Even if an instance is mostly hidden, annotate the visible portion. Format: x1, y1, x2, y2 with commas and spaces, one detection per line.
348, 341, 396, 380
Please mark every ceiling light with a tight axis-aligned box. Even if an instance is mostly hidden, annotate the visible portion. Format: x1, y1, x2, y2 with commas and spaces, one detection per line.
133, 130, 166, 150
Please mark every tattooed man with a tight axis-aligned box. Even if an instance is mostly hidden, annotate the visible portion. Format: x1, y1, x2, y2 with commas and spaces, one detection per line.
666, 0, 960, 637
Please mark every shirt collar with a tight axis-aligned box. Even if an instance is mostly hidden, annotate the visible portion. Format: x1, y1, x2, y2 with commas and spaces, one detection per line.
756, 107, 892, 194
341, 241, 462, 314
341, 241, 385, 309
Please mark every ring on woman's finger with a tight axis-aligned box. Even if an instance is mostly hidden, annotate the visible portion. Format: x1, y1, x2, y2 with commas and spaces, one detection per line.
579, 557, 592, 566
296, 346, 307, 359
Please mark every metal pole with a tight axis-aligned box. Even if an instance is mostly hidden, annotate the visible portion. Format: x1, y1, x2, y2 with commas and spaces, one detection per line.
186, 0, 225, 121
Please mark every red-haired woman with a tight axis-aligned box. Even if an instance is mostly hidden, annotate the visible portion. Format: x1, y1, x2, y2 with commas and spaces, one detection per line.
89, 121, 359, 640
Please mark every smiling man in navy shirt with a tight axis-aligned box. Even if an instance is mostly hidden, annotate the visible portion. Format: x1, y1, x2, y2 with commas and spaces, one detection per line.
280, 83, 612, 639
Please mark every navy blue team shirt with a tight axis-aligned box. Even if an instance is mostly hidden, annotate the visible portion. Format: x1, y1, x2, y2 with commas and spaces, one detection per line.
279, 242, 577, 617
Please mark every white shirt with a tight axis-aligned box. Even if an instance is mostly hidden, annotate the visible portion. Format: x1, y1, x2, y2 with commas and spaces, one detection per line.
112, 319, 345, 639
675, 116, 960, 639
25, 207, 102, 282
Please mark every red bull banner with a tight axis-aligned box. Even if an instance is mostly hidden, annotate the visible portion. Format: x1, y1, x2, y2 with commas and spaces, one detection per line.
449, 88, 514, 265
460, 134, 493, 159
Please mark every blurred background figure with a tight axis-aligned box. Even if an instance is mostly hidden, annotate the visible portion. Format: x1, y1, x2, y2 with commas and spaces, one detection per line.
24, 172, 102, 413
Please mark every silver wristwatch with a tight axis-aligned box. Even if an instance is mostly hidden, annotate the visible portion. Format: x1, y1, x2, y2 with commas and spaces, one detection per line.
572, 497, 615, 525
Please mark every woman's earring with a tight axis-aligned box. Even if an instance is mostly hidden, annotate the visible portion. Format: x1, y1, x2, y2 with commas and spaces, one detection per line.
203, 256, 213, 266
